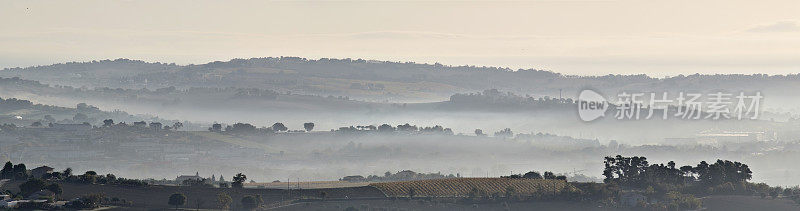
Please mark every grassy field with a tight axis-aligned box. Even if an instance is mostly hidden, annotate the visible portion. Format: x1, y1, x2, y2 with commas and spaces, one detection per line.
702, 195, 800, 211
1, 180, 385, 209
370, 178, 569, 198
273, 199, 608, 211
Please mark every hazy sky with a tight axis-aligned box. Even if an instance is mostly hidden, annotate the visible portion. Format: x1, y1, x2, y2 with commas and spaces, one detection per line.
2, 0, 800, 76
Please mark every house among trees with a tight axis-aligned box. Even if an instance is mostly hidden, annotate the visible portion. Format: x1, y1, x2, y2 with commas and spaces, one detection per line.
175, 172, 202, 183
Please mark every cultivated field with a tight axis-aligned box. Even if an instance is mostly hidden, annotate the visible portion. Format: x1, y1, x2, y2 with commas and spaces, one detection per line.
370, 178, 569, 197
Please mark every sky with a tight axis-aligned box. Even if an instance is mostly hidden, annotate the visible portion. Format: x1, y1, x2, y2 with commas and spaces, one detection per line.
2, 0, 800, 76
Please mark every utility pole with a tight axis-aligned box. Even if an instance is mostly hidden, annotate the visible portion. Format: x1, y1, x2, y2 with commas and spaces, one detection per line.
297, 177, 301, 199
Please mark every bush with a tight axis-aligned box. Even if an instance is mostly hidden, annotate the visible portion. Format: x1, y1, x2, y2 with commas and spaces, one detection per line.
665, 191, 702, 210
66, 193, 104, 209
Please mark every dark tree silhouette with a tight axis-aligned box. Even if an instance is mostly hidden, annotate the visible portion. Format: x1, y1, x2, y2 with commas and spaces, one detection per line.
378, 124, 394, 132
103, 119, 114, 127
303, 122, 315, 132
168, 193, 186, 210
63, 168, 73, 177
603, 155, 752, 188
232, 173, 247, 188
209, 123, 222, 132
271, 122, 288, 132
47, 183, 63, 196
240, 195, 262, 210
172, 122, 183, 131
494, 128, 513, 138
19, 178, 47, 196
0, 161, 12, 179
523, 171, 542, 179
475, 129, 485, 136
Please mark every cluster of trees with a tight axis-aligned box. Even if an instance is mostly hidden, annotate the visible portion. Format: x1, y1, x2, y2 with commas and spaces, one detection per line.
502, 171, 568, 180
208, 121, 457, 135
602, 155, 752, 188
100, 119, 183, 131
343, 170, 459, 182
448, 89, 576, 110
208, 122, 312, 133
493, 128, 513, 138
336, 123, 454, 135
17, 178, 62, 198
48, 169, 148, 187
63, 193, 105, 209
596, 155, 800, 209
3, 161, 148, 189
168, 192, 260, 210
2, 162, 145, 209
0, 97, 36, 111
0, 161, 30, 180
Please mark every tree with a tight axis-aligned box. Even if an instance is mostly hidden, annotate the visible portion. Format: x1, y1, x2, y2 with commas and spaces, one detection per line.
103, 119, 114, 127
228, 123, 257, 133
271, 123, 288, 132
67, 193, 103, 209
408, 188, 416, 199
303, 122, 315, 132
194, 197, 205, 211
172, 122, 183, 131
209, 123, 222, 132
168, 193, 187, 210
543, 171, 556, 180
240, 195, 262, 210
106, 174, 117, 182
0, 161, 12, 179
474, 129, 485, 136
523, 171, 542, 179
13, 163, 28, 180
494, 128, 513, 138
377, 124, 394, 132
19, 178, 47, 196
63, 168, 73, 177
215, 193, 232, 209
232, 173, 247, 188
47, 183, 63, 196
